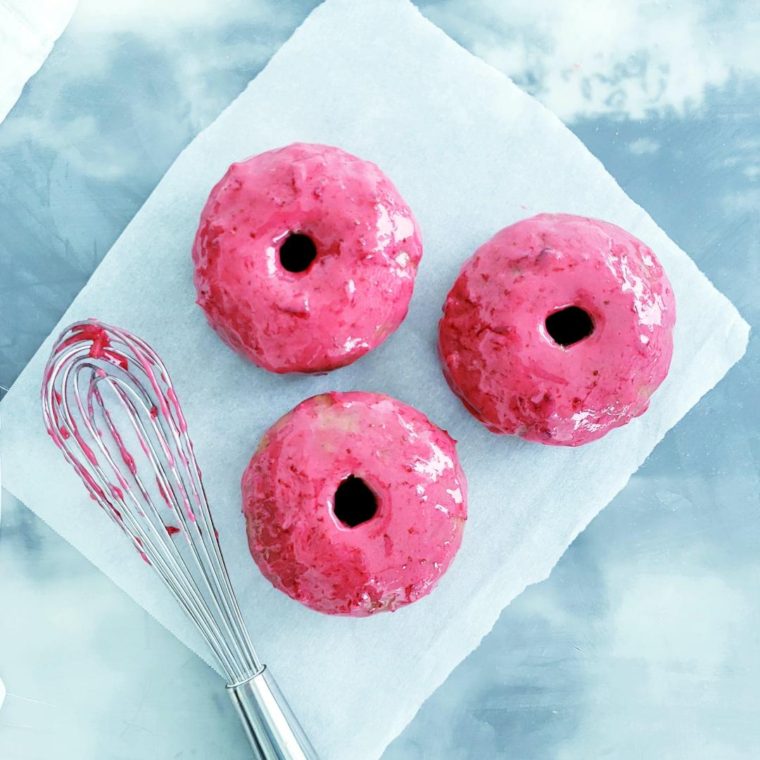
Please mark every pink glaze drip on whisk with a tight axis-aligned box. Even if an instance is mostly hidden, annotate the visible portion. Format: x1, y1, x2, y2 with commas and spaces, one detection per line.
41, 319, 263, 684
157, 477, 173, 508
42, 319, 205, 557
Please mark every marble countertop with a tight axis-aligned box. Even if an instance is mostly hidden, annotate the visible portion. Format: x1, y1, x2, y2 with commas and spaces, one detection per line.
1, 1, 758, 757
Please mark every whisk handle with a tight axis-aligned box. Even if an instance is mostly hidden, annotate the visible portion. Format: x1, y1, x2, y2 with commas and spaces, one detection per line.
228, 667, 319, 760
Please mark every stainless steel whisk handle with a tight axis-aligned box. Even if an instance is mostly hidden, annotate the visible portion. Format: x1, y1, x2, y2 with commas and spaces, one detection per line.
229, 667, 319, 760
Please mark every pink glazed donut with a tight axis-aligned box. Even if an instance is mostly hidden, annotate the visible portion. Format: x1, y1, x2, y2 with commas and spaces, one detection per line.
192, 143, 422, 373
242, 392, 467, 616
439, 213, 676, 446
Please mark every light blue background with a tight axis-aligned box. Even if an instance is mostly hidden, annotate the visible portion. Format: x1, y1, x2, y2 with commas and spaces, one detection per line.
0, 1, 758, 757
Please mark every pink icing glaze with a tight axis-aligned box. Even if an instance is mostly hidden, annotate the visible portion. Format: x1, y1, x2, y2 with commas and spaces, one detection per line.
439, 213, 676, 446
43, 320, 201, 556
193, 143, 422, 373
242, 392, 467, 616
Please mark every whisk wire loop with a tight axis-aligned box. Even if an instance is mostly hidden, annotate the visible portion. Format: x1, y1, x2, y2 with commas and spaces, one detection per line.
42, 321, 261, 684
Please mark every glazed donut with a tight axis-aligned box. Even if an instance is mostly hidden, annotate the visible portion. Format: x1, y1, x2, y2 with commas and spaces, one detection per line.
439, 213, 676, 446
192, 143, 422, 373
242, 392, 467, 616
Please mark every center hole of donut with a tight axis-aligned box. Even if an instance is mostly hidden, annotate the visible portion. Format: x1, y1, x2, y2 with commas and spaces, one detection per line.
334, 476, 378, 528
545, 306, 594, 347
279, 233, 317, 273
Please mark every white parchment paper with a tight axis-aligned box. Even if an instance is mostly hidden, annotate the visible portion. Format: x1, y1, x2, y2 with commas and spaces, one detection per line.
0, 1, 750, 757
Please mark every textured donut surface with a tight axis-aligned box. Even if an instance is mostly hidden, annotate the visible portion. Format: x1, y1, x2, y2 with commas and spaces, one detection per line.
193, 143, 422, 373
242, 392, 467, 616
439, 213, 676, 445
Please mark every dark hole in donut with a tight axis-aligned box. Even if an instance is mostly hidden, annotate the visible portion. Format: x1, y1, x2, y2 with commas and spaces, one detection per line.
334, 476, 378, 528
545, 306, 594, 347
279, 233, 317, 273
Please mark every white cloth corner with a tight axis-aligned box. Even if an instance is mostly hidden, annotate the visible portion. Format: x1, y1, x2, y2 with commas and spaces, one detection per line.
0, 0, 78, 124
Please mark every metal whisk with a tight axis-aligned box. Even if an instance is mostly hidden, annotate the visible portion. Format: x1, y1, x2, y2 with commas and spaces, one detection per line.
41, 319, 318, 760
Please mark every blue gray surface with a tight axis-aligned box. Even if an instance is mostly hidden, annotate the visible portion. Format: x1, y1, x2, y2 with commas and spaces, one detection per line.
0, 1, 758, 757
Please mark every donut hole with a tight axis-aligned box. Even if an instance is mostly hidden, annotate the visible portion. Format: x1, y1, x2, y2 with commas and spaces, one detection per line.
334, 476, 378, 528
279, 233, 317, 273
545, 306, 594, 347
